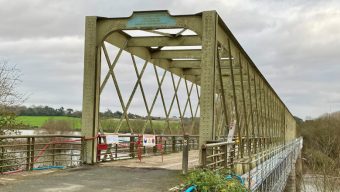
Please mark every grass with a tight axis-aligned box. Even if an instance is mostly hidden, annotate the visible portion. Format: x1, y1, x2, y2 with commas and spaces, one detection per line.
16, 116, 81, 129
15, 116, 185, 134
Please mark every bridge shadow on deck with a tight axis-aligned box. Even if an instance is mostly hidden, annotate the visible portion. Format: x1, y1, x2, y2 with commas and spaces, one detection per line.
0, 151, 199, 192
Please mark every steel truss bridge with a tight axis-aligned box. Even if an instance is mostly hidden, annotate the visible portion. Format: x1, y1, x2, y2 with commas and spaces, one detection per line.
81, 10, 302, 192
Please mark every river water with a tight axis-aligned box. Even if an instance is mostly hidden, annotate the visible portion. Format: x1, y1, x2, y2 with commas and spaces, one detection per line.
18, 129, 80, 136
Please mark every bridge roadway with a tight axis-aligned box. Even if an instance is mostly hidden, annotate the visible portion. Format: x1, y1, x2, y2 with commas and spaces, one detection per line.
0, 151, 199, 192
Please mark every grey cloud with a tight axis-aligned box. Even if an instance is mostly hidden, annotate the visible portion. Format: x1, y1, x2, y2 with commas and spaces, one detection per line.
1, 0, 339, 119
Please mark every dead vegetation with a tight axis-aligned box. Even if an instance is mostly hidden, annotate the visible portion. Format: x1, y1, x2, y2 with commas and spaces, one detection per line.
300, 113, 340, 191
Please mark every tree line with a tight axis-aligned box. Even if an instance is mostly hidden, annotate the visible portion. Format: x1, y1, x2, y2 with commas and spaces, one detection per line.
299, 111, 340, 190
9, 105, 147, 119
10, 105, 82, 117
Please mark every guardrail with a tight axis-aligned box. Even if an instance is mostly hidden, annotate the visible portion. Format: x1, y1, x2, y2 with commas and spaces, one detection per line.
201, 141, 236, 170
241, 137, 303, 191
0, 134, 199, 174
0, 135, 84, 174
200, 137, 303, 191
97, 134, 199, 161
201, 137, 284, 171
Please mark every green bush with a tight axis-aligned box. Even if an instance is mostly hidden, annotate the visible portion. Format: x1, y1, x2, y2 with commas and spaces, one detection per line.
300, 116, 340, 175
183, 168, 247, 192
0, 111, 24, 172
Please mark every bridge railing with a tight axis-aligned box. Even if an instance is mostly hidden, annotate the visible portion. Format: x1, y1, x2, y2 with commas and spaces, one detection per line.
201, 137, 303, 191
241, 137, 303, 191
0, 135, 84, 174
97, 134, 199, 161
201, 141, 236, 170
0, 134, 199, 174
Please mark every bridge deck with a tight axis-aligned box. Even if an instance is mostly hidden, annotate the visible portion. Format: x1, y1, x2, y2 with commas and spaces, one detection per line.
0, 151, 199, 192
102, 150, 199, 170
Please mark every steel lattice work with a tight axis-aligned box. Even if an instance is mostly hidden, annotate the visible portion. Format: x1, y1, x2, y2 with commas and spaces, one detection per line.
81, 10, 298, 178
241, 137, 303, 191
99, 42, 201, 135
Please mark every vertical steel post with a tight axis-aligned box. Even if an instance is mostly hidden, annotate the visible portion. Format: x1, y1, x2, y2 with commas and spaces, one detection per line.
199, 11, 218, 164
228, 40, 241, 159
82, 16, 101, 164
238, 53, 249, 159
263, 81, 269, 156
246, 63, 255, 154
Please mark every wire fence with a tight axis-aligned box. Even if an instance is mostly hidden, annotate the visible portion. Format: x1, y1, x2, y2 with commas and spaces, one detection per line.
0, 134, 199, 174
0, 135, 83, 174
201, 137, 303, 192
97, 134, 199, 161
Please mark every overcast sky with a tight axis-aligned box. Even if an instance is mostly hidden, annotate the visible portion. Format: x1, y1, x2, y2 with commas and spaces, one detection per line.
1, 0, 340, 119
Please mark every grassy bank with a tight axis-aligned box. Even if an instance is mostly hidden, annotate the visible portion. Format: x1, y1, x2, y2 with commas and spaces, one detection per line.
15, 116, 184, 134
16, 116, 81, 129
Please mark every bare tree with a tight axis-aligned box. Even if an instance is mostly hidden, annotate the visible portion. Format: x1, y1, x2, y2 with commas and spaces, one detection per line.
0, 58, 24, 135
0, 58, 22, 107
301, 116, 340, 192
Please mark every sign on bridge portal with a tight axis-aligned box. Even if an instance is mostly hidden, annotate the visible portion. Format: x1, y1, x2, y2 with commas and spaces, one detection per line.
127, 11, 176, 28
143, 134, 156, 147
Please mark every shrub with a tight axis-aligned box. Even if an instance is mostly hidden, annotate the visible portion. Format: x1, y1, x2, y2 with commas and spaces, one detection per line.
182, 168, 247, 192
36, 119, 73, 134
0, 111, 25, 172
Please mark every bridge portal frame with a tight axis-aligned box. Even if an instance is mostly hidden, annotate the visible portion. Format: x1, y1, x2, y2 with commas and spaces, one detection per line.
82, 10, 296, 165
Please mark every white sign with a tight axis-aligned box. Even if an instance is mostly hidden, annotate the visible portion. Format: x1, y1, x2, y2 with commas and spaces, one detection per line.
143, 134, 156, 147
106, 135, 119, 144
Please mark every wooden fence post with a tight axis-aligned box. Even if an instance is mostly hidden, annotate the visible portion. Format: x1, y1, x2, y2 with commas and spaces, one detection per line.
1, 146, 4, 173
172, 136, 176, 152
182, 134, 189, 175
201, 145, 207, 168
221, 144, 227, 167
130, 136, 135, 158
30, 137, 35, 170
153, 136, 157, 154
115, 144, 118, 159
26, 138, 31, 171
52, 143, 56, 166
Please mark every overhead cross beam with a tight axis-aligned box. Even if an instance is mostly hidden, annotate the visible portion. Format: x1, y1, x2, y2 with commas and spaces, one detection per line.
127, 35, 201, 47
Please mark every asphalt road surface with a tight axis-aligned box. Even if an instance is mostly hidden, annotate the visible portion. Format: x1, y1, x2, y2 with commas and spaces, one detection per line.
0, 151, 201, 192
0, 166, 183, 192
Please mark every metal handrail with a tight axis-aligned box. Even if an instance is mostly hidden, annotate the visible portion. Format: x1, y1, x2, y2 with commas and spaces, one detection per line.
202, 141, 235, 148
0, 134, 83, 139
97, 134, 200, 161
1, 134, 84, 174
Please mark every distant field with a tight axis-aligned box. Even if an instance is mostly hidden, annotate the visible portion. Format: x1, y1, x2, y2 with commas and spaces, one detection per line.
16, 116, 81, 129
15, 116, 183, 134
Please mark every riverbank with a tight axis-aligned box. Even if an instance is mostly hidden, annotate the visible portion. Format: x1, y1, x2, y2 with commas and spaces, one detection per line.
16, 116, 81, 129
15, 116, 183, 134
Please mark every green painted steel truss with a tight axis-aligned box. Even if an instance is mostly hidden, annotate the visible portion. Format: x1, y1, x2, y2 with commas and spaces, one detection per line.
81, 11, 297, 169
